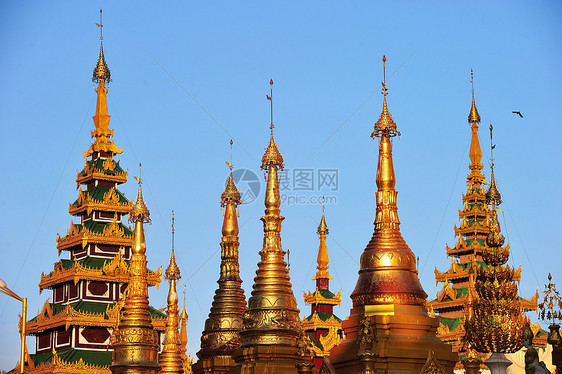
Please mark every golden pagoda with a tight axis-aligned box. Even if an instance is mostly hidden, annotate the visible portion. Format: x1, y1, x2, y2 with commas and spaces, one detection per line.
462, 126, 528, 369
326, 56, 457, 373
427, 72, 538, 360
25, 18, 164, 374
160, 213, 185, 374
229, 80, 306, 374
302, 205, 343, 369
193, 142, 247, 374
110, 168, 161, 374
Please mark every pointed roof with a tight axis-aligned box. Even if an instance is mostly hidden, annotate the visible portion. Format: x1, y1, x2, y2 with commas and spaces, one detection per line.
221, 171, 241, 206
468, 97, 481, 124
371, 56, 400, 138
313, 209, 331, 280
165, 250, 181, 281
92, 44, 111, 84
130, 165, 151, 223
261, 131, 284, 169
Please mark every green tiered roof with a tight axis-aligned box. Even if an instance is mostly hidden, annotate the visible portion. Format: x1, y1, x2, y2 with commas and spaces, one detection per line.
26, 39, 165, 374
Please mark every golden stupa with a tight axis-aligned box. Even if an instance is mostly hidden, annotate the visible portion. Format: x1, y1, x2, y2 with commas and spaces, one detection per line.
326, 57, 457, 373
110, 169, 161, 374
193, 143, 247, 374
160, 212, 185, 374
229, 81, 307, 374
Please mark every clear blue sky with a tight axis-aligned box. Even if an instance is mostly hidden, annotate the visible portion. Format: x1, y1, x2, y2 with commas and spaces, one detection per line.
1, 1, 561, 370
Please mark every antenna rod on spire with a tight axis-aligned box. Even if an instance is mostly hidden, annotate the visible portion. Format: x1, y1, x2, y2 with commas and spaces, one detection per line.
489, 124, 495, 166
471, 68, 474, 99
171, 210, 175, 252
266, 79, 274, 134
96, 9, 103, 43
383, 55, 386, 86
230, 139, 233, 169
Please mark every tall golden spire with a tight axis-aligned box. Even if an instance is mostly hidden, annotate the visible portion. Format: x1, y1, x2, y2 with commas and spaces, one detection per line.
111, 164, 160, 374
231, 81, 302, 374
85, 10, 122, 158
160, 212, 184, 374
468, 69, 483, 175
193, 141, 246, 374
312, 199, 331, 280
328, 56, 457, 373
351, 56, 427, 307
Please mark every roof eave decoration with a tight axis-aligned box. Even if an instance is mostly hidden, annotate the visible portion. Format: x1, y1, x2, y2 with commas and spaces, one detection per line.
56, 219, 133, 253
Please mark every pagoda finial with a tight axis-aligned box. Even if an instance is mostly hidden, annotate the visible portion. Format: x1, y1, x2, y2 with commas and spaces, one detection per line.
468, 69, 481, 124
351, 55, 427, 307
313, 199, 332, 281
486, 124, 502, 208
371, 55, 400, 139
85, 14, 122, 158
222, 141, 241, 236
467, 70, 483, 174
160, 211, 184, 374
261, 79, 284, 170
93, 10, 111, 84
166, 212, 180, 281
130, 163, 151, 224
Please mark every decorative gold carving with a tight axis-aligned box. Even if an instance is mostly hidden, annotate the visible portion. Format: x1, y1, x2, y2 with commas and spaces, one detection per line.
25, 351, 111, 374
420, 350, 446, 374
56, 217, 133, 252
69, 187, 132, 215
38, 253, 161, 290
103, 155, 116, 171
25, 301, 166, 335
356, 316, 377, 352
76, 159, 128, 185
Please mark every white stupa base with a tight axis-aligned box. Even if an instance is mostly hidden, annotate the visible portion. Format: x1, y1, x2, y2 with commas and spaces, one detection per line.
484, 353, 512, 374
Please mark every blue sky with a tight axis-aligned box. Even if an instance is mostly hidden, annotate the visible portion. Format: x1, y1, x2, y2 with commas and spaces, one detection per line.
1, 1, 561, 370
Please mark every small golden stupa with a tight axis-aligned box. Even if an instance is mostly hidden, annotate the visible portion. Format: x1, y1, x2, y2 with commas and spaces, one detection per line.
193, 142, 247, 374
160, 212, 185, 374
229, 81, 305, 374
110, 168, 161, 374
326, 56, 457, 373
301, 206, 343, 369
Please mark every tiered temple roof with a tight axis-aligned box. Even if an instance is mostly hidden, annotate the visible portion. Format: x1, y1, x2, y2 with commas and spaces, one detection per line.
25, 35, 164, 374
427, 82, 539, 359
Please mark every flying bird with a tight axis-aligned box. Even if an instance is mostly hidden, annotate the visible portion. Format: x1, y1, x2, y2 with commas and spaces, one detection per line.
512, 111, 523, 118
